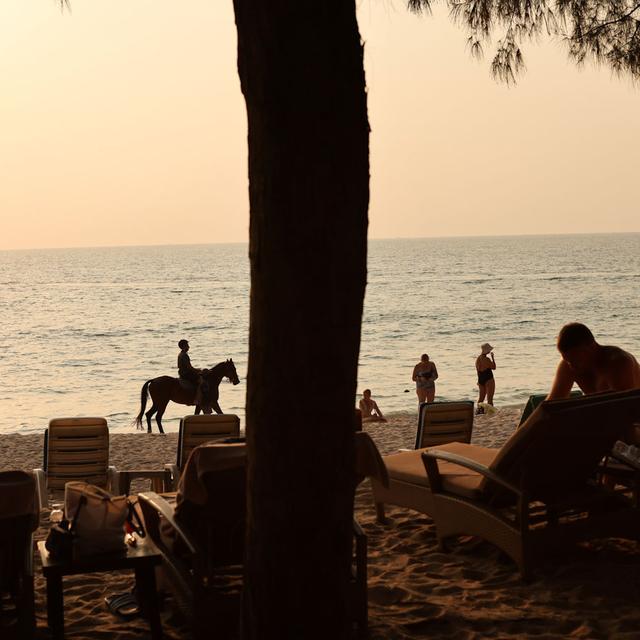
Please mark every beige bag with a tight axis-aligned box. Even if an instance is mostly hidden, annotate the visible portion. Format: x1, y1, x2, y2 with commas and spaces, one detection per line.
64, 482, 128, 557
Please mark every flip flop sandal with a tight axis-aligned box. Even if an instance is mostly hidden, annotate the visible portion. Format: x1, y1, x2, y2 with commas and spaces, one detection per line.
104, 591, 140, 620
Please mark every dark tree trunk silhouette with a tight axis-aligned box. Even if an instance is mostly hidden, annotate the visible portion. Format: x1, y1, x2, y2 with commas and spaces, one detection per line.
233, 1, 369, 638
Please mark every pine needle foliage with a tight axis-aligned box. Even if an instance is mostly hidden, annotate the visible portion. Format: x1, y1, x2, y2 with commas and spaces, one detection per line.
55, 0, 638, 82
408, 0, 640, 82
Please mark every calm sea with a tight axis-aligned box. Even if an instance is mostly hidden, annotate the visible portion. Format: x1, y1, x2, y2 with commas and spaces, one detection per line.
1, 234, 639, 434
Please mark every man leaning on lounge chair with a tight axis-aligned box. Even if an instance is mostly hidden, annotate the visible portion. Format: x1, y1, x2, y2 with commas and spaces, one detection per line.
547, 323, 640, 400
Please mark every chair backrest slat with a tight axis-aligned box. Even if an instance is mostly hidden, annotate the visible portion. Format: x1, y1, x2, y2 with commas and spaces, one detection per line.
177, 414, 241, 470
45, 418, 109, 490
416, 401, 474, 449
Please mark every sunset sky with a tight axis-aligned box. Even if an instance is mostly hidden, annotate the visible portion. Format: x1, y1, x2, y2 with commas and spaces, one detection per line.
1, 0, 639, 250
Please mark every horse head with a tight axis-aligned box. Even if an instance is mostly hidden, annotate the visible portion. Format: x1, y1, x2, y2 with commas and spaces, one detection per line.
224, 358, 240, 385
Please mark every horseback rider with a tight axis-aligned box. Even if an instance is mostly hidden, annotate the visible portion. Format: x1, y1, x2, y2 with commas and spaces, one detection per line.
177, 339, 209, 408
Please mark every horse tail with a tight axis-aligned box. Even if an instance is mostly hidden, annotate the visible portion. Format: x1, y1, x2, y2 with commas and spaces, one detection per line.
134, 380, 152, 430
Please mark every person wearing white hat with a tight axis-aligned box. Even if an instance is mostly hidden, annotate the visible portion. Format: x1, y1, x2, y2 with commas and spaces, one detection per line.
476, 343, 496, 412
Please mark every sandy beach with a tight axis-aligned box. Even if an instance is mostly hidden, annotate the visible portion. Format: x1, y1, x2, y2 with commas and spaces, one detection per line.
3, 405, 640, 639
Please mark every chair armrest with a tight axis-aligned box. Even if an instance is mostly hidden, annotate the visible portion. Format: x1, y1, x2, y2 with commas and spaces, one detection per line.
422, 450, 521, 497
137, 491, 198, 556
164, 463, 179, 491
33, 468, 47, 511
107, 466, 119, 493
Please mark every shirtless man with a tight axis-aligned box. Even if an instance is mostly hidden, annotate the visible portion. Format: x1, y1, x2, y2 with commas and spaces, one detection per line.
547, 323, 640, 400
359, 389, 387, 423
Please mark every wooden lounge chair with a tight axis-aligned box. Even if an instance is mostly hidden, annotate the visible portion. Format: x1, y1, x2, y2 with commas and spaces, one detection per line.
0, 471, 39, 639
518, 390, 583, 426
416, 401, 474, 448
353, 430, 389, 638
164, 414, 241, 490
421, 389, 640, 579
370, 401, 474, 522
142, 436, 371, 640
33, 417, 117, 509
140, 442, 247, 640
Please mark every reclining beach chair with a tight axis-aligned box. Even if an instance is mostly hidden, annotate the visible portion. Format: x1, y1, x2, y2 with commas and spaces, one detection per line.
421, 389, 640, 579
164, 414, 241, 490
140, 442, 247, 640
370, 401, 474, 522
33, 417, 117, 510
518, 390, 583, 426
0, 471, 39, 639
416, 401, 474, 448
353, 430, 389, 638
143, 435, 372, 640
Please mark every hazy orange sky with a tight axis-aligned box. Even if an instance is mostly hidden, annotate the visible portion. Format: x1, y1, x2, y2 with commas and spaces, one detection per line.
1, 1, 639, 250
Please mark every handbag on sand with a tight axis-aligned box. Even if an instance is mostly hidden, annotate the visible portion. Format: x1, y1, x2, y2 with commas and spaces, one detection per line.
64, 482, 128, 557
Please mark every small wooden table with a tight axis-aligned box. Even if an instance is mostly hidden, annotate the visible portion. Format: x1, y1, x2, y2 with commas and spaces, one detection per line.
38, 539, 163, 640
114, 469, 173, 495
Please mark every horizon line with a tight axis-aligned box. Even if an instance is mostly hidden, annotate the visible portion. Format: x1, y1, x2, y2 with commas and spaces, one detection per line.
1, 230, 639, 253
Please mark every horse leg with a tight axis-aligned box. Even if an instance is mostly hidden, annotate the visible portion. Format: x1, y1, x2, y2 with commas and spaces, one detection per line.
155, 401, 168, 434
145, 404, 158, 433
212, 401, 223, 415
194, 405, 201, 415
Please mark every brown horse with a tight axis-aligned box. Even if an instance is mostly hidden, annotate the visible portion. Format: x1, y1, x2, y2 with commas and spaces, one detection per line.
134, 359, 240, 433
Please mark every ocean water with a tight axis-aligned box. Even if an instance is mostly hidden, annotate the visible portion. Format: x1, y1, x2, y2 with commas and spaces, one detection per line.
1, 234, 639, 434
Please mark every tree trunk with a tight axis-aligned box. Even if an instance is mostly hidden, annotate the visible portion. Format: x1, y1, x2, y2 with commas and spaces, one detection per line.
232, 1, 369, 638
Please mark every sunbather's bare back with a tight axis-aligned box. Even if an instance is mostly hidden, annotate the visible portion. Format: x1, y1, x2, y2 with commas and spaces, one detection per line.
548, 323, 640, 399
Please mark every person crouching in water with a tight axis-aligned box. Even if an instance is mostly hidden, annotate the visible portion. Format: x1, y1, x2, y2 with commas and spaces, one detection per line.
177, 339, 209, 409
359, 389, 387, 423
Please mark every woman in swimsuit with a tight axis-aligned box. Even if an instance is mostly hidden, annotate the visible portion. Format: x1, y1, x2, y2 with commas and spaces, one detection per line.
476, 343, 496, 410
412, 353, 438, 404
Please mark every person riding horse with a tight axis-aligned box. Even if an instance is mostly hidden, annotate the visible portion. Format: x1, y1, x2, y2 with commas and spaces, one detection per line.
177, 339, 210, 409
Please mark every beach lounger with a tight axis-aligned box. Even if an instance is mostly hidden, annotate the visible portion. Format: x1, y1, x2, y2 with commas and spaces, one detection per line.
143, 435, 371, 640
0, 471, 39, 639
416, 401, 474, 448
353, 430, 389, 637
140, 442, 247, 640
164, 414, 241, 490
33, 417, 117, 510
421, 389, 640, 579
518, 390, 583, 426
370, 401, 474, 522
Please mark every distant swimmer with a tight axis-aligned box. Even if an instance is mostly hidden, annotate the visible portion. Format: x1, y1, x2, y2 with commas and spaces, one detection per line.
359, 389, 387, 423
476, 343, 496, 413
412, 354, 438, 404
547, 323, 640, 400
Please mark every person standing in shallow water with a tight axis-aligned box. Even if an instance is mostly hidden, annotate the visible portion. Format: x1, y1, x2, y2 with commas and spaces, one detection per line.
412, 354, 438, 404
476, 343, 496, 412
